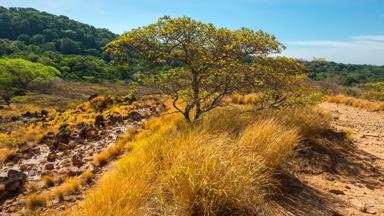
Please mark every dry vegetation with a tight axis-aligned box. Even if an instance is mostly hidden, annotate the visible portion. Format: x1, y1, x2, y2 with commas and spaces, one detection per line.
327, 95, 384, 111
0, 80, 134, 117
0, 94, 148, 163
25, 171, 94, 211
92, 132, 134, 166
60, 104, 330, 216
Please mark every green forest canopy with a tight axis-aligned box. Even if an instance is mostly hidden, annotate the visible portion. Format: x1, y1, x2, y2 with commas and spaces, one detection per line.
303, 60, 384, 86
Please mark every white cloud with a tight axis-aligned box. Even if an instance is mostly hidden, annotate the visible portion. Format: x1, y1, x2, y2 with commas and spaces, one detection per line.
352, 35, 384, 42
283, 35, 384, 65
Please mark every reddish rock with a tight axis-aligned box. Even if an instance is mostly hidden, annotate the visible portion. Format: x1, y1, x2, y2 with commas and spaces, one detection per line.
47, 152, 57, 162
45, 163, 54, 170
71, 155, 83, 167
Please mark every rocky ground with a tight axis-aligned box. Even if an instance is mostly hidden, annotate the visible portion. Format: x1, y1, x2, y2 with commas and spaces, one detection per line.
274, 102, 384, 216
0, 98, 166, 215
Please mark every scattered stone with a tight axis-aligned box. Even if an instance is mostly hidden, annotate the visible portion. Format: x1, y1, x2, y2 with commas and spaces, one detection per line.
10, 116, 20, 121
41, 110, 49, 116
60, 159, 72, 168
79, 126, 98, 139
67, 167, 82, 177
19, 164, 28, 172
128, 111, 142, 121
0, 170, 27, 199
95, 115, 106, 128
58, 143, 70, 151
47, 153, 57, 162
56, 129, 71, 144
71, 155, 83, 167
329, 189, 345, 195
45, 163, 54, 170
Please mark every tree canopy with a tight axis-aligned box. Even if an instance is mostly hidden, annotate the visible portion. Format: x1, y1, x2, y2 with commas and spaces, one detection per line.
107, 16, 307, 122
304, 60, 384, 86
0, 7, 116, 56
0, 58, 60, 104
0, 7, 137, 83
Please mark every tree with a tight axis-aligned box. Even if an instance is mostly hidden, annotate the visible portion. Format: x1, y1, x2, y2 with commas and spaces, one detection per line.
0, 58, 60, 104
242, 56, 312, 109
107, 16, 303, 122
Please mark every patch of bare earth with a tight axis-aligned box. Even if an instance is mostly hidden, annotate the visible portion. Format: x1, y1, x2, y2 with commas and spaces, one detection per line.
271, 102, 384, 216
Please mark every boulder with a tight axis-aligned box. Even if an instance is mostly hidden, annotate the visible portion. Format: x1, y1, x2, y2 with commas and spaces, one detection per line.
40, 110, 49, 116
56, 129, 71, 144
95, 115, 106, 128
128, 111, 142, 121
71, 155, 83, 167
45, 163, 54, 170
58, 143, 70, 151
40, 131, 56, 144
108, 113, 124, 125
10, 116, 20, 121
22, 111, 39, 119
47, 153, 57, 162
67, 167, 83, 177
79, 126, 98, 139
19, 164, 28, 172
0, 170, 27, 200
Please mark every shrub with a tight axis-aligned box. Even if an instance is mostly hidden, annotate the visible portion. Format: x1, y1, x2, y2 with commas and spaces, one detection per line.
70, 106, 308, 216
26, 194, 47, 210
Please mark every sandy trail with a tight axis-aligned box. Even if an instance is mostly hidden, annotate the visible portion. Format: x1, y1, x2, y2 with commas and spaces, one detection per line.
309, 102, 384, 215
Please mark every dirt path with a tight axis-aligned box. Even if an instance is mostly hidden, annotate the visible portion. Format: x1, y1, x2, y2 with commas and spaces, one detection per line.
306, 102, 384, 215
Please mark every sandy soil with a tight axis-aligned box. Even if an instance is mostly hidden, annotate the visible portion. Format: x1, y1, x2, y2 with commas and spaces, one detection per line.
298, 102, 384, 215
315, 102, 384, 215
271, 102, 384, 216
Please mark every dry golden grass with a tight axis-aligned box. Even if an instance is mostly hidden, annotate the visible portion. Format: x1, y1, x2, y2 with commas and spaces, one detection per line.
26, 194, 47, 210
42, 176, 55, 188
26, 171, 94, 210
0, 148, 16, 163
62, 105, 329, 216
92, 133, 133, 167
342, 127, 354, 141
227, 93, 261, 105
327, 95, 384, 111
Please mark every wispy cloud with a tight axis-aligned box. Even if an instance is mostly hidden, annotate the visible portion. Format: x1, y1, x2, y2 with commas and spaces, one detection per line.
287, 35, 384, 48
352, 35, 384, 42
284, 35, 384, 65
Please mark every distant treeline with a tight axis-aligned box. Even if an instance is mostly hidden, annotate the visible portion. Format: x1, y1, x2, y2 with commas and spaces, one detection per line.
303, 60, 384, 86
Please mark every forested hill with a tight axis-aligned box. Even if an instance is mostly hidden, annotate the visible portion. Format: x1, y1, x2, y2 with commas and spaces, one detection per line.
0, 7, 133, 83
0, 7, 116, 57
303, 60, 384, 86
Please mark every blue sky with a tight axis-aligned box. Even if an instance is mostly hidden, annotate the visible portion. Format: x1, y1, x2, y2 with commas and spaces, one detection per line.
1, 0, 384, 65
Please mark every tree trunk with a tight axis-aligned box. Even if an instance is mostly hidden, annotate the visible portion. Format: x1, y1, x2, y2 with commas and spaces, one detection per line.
191, 69, 201, 122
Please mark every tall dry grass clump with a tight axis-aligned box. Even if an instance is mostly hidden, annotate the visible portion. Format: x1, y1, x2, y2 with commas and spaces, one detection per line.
327, 95, 384, 111
63, 105, 326, 216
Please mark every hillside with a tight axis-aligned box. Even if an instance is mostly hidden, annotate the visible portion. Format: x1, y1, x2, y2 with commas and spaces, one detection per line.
0, 7, 131, 83
304, 60, 384, 86
0, 7, 116, 57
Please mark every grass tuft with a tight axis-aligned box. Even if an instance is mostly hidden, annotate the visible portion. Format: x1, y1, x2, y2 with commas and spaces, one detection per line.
26, 194, 47, 210
327, 95, 384, 111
